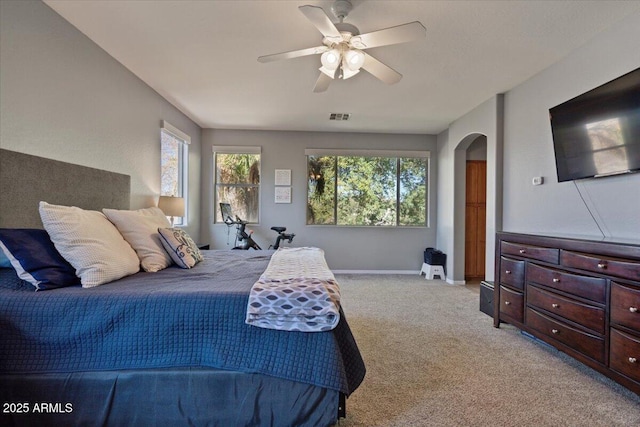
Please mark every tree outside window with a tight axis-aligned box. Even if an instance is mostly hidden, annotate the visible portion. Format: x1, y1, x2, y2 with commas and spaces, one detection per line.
307, 154, 427, 226
214, 152, 260, 223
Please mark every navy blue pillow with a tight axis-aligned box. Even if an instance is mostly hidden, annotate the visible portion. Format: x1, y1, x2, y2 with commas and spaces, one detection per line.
0, 228, 80, 290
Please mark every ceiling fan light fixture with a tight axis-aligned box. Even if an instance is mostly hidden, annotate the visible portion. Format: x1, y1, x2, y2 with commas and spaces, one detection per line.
258, 2, 426, 92
344, 49, 365, 70
321, 49, 341, 68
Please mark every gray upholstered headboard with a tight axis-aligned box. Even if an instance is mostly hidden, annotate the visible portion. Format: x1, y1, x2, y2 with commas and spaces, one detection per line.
0, 149, 131, 228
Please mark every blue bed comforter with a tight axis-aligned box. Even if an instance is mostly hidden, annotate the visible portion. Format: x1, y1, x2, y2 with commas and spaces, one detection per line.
0, 250, 365, 396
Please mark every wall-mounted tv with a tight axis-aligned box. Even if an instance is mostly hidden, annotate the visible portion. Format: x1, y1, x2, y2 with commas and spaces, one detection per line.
549, 67, 640, 182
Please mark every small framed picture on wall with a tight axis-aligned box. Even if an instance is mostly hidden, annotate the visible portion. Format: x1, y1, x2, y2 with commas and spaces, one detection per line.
275, 169, 291, 186
275, 187, 292, 204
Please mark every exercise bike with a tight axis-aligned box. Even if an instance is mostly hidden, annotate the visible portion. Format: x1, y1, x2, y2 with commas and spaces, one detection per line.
220, 203, 295, 250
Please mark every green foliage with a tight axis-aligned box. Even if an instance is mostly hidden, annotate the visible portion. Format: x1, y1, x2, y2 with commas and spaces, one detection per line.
215, 153, 260, 222
338, 156, 396, 226
399, 158, 427, 226
307, 156, 336, 224
307, 155, 427, 227
216, 153, 260, 184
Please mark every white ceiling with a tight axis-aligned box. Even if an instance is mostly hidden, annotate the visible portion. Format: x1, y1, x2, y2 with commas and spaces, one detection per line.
44, 0, 640, 135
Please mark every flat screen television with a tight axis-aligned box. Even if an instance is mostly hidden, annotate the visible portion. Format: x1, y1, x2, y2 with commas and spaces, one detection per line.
549, 67, 640, 182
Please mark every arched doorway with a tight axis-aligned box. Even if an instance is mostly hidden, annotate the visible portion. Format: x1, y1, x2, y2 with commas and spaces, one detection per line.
453, 133, 488, 283
435, 94, 502, 284
464, 136, 487, 281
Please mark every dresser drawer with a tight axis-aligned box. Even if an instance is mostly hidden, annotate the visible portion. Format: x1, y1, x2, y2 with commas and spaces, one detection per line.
611, 283, 640, 331
526, 308, 605, 363
527, 285, 605, 334
501, 241, 559, 264
500, 286, 523, 322
527, 263, 606, 303
561, 250, 640, 281
500, 257, 525, 290
610, 328, 640, 383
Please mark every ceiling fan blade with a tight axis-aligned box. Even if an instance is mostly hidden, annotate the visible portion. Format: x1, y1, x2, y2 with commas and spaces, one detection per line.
299, 5, 342, 38
258, 45, 329, 63
313, 72, 333, 93
350, 21, 426, 49
361, 53, 402, 85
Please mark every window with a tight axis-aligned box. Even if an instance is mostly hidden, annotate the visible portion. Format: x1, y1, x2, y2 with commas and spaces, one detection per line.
306, 149, 428, 226
213, 146, 261, 224
160, 121, 190, 225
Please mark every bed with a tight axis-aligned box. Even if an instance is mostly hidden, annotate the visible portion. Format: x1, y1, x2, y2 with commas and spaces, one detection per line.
0, 149, 365, 427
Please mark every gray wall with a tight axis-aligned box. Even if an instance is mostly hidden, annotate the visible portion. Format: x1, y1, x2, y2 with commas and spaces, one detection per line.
438, 10, 640, 284
202, 129, 437, 271
467, 136, 487, 161
437, 96, 504, 283
0, 0, 202, 238
502, 11, 640, 240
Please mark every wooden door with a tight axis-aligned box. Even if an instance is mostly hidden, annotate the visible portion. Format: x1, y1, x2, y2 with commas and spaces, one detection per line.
465, 161, 486, 280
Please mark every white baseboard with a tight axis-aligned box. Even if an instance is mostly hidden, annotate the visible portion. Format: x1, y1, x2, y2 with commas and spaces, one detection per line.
333, 270, 420, 275
332, 270, 466, 285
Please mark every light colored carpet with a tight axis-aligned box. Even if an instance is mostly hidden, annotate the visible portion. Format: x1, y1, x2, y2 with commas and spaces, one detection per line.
336, 274, 640, 427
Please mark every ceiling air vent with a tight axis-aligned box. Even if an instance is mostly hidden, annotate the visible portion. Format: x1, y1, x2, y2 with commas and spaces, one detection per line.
329, 113, 350, 121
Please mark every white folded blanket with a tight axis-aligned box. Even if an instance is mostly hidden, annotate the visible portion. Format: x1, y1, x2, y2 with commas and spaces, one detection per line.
245, 247, 341, 332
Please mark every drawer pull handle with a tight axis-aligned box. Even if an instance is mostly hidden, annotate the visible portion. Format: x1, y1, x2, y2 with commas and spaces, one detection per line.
551, 329, 559, 334
552, 278, 560, 283
505, 270, 511, 274
630, 307, 638, 313
629, 357, 637, 364
597, 262, 606, 269
519, 249, 526, 254
552, 303, 559, 308
504, 301, 511, 305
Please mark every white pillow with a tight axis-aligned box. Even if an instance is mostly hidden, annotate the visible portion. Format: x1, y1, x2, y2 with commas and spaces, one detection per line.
103, 207, 173, 272
39, 201, 140, 287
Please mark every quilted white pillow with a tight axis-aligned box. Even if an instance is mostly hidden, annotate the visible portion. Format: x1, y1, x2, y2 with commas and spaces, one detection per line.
39, 202, 140, 287
103, 207, 173, 272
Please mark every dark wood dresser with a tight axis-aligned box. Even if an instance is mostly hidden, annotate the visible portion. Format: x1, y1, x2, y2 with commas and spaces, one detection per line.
494, 232, 640, 395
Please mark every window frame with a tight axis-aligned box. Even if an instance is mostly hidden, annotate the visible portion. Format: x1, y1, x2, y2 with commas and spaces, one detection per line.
160, 121, 190, 226
305, 148, 430, 228
213, 146, 262, 225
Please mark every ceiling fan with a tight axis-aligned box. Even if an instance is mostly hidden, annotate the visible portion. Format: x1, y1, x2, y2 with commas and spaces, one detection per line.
258, 0, 426, 93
